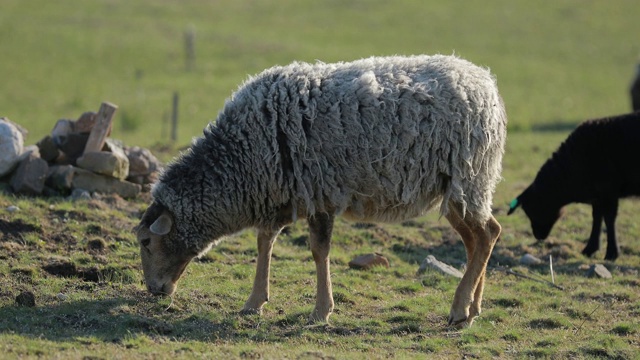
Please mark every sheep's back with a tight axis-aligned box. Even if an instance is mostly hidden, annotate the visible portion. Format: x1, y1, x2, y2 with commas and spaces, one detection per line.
537, 112, 640, 197
219, 55, 507, 223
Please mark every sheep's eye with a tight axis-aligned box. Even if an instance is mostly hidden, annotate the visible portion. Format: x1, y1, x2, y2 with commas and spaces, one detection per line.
141, 238, 151, 248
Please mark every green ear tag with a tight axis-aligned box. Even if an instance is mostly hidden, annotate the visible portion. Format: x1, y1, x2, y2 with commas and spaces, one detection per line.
509, 198, 518, 209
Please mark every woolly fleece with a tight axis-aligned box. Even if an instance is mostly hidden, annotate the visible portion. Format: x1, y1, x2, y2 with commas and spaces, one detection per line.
153, 55, 507, 252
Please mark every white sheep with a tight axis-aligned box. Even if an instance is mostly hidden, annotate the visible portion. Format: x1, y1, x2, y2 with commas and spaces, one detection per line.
135, 54, 507, 328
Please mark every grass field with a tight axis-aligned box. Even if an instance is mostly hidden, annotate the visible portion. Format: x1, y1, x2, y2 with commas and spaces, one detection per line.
1, 1, 640, 359
1, 0, 640, 146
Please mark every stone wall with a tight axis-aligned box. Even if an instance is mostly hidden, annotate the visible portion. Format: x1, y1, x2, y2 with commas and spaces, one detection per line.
0, 105, 162, 199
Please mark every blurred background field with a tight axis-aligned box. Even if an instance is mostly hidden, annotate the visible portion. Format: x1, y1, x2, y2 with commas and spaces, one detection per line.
1, 0, 639, 147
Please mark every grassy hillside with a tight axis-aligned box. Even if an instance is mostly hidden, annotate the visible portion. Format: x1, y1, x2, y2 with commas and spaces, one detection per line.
1, 1, 639, 359
1, 131, 639, 359
1, 0, 639, 147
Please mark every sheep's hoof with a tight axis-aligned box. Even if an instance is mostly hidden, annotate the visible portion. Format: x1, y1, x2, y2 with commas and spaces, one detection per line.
447, 315, 474, 328
604, 249, 619, 261
448, 307, 475, 328
240, 307, 262, 316
307, 317, 329, 326
307, 309, 331, 324
581, 247, 597, 257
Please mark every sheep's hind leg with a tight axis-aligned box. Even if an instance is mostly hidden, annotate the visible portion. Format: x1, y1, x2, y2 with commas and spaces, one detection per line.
241, 227, 281, 315
602, 199, 619, 261
307, 212, 335, 324
445, 203, 501, 328
465, 215, 500, 327
445, 206, 475, 326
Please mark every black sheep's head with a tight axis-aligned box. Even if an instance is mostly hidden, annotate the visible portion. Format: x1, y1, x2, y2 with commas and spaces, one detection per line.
508, 185, 564, 241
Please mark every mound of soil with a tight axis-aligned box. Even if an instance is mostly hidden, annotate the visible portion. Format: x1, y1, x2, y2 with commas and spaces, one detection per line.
42, 260, 78, 278
15, 291, 36, 307
0, 219, 42, 240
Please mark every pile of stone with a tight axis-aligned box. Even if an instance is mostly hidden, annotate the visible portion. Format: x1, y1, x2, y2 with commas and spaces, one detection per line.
0, 102, 162, 199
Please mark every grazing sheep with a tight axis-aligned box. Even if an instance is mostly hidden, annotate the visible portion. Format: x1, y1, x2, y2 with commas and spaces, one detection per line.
508, 111, 640, 261
135, 55, 507, 328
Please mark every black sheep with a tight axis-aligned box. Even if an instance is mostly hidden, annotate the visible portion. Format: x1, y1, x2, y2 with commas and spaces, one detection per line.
508, 111, 640, 261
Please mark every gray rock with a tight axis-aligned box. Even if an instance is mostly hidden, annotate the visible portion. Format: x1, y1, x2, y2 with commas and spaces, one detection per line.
54, 132, 90, 163
102, 138, 124, 152
74, 111, 97, 133
348, 253, 390, 270
520, 253, 543, 266
51, 119, 74, 138
76, 150, 129, 180
46, 165, 75, 190
104, 139, 131, 178
4, 118, 28, 139
10, 152, 49, 195
418, 255, 464, 278
587, 264, 612, 279
125, 146, 162, 177
52, 152, 72, 166
72, 167, 141, 198
127, 175, 146, 185
37, 135, 61, 162
17, 145, 40, 162
67, 188, 91, 201
0, 118, 24, 177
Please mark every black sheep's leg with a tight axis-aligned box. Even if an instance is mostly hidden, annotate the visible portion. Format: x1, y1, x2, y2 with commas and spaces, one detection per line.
602, 198, 620, 261
582, 202, 603, 258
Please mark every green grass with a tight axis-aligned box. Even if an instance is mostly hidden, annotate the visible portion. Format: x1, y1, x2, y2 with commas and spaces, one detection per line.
2, 0, 640, 359
2, 132, 640, 358
1, 0, 640, 147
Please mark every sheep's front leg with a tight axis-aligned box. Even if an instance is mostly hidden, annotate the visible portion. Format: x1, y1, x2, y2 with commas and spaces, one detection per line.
307, 212, 335, 323
241, 227, 281, 315
582, 203, 603, 258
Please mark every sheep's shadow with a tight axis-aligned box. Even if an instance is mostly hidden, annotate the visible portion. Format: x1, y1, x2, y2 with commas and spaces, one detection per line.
0, 297, 413, 345
0, 298, 234, 344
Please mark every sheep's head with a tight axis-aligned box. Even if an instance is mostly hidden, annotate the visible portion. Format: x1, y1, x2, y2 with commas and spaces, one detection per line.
135, 203, 195, 296
508, 186, 564, 240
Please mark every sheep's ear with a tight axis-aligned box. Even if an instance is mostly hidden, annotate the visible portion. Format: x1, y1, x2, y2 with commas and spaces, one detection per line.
150, 213, 173, 235
507, 198, 520, 215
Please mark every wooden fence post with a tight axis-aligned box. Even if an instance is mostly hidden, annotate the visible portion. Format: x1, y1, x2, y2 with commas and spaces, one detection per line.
185, 25, 196, 71
83, 102, 118, 154
171, 92, 179, 142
